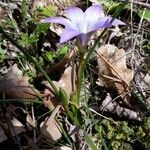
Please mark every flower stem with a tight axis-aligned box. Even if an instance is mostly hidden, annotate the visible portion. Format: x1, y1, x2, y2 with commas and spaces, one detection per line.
76, 51, 85, 106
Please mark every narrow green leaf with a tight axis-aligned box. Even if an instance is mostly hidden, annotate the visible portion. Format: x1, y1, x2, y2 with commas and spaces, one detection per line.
0, 99, 43, 104
138, 9, 150, 21
38, 5, 57, 17
68, 103, 83, 125
59, 87, 69, 110
84, 132, 98, 150
21, 0, 27, 19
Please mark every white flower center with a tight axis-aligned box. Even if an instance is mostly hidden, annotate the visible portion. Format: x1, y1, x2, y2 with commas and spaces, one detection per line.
79, 21, 88, 33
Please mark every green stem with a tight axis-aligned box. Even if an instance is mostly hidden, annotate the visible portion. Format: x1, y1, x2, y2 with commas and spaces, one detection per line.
76, 51, 84, 106
0, 99, 43, 104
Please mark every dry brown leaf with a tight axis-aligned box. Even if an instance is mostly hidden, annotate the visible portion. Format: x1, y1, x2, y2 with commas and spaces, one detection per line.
25, 136, 41, 150
43, 66, 75, 110
0, 104, 35, 143
96, 44, 134, 103
51, 146, 72, 150
43, 95, 59, 111
6, 104, 36, 130
37, 48, 76, 83
46, 48, 76, 75
0, 117, 26, 143
101, 94, 141, 120
0, 6, 5, 20
40, 118, 61, 141
40, 105, 62, 141
0, 64, 42, 99
32, 0, 85, 12
53, 66, 75, 95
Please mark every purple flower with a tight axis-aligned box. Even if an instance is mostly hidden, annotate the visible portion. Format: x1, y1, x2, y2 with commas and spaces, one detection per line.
41, 5, 125, 46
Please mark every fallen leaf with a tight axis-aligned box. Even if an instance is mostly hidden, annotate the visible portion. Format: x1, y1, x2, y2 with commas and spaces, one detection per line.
0, 117, 26, 143
37, 48, 76, 84
53, 66, 75, 95
145, 97, 150, 110
40, 105, 62, 141
6, 104, 36, 130
46, 48, 76, 76
0, 6, 5, 20
144, 73, 150, 85
32, 0, 86, 12
0, 64, 42, 99
101, 94, 141, 120
43, 94, 59, 111
25, 136, 41, 150
96, 44, 134, 104
40, 119, 61, 141
43, 66, 75, 110
51, 146, 72, 150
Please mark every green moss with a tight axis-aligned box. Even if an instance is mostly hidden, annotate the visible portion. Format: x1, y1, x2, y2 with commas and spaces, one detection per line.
136, 126, 145, 138
142, 40, 150, 54
143, 117, 150, 131
111, 141, 121, 150
99, 118, 150, 149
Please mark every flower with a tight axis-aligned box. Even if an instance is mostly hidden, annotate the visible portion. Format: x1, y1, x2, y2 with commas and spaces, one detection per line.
41, 5, 125, 46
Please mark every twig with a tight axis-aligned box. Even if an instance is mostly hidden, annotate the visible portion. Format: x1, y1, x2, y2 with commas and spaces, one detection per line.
5, 113, 22, 150
0, 119, 14, 142
31, 105, 36, 142
128, 0, 150, 8
89, 108, 118, 125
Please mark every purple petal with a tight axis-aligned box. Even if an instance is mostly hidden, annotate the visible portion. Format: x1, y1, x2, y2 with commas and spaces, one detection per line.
85, 5, 105, 32
85, 5, 104, 21
41, 17, 77, 29
89, 16, 125, 32
111, 18, 125, 26
60, 28, 81, 43
78, 32, 94, 46
64, 7, 84, 27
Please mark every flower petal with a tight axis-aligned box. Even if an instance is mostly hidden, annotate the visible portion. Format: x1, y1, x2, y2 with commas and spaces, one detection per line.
85, 5, 105, 32
78, 32, 94, 46
41, 17, 76, 29
90, 16, 125, 32
111, 18, 125, 26
65, 7, 84, 29
85, 5, 104, 21
60, 28, 81, 43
